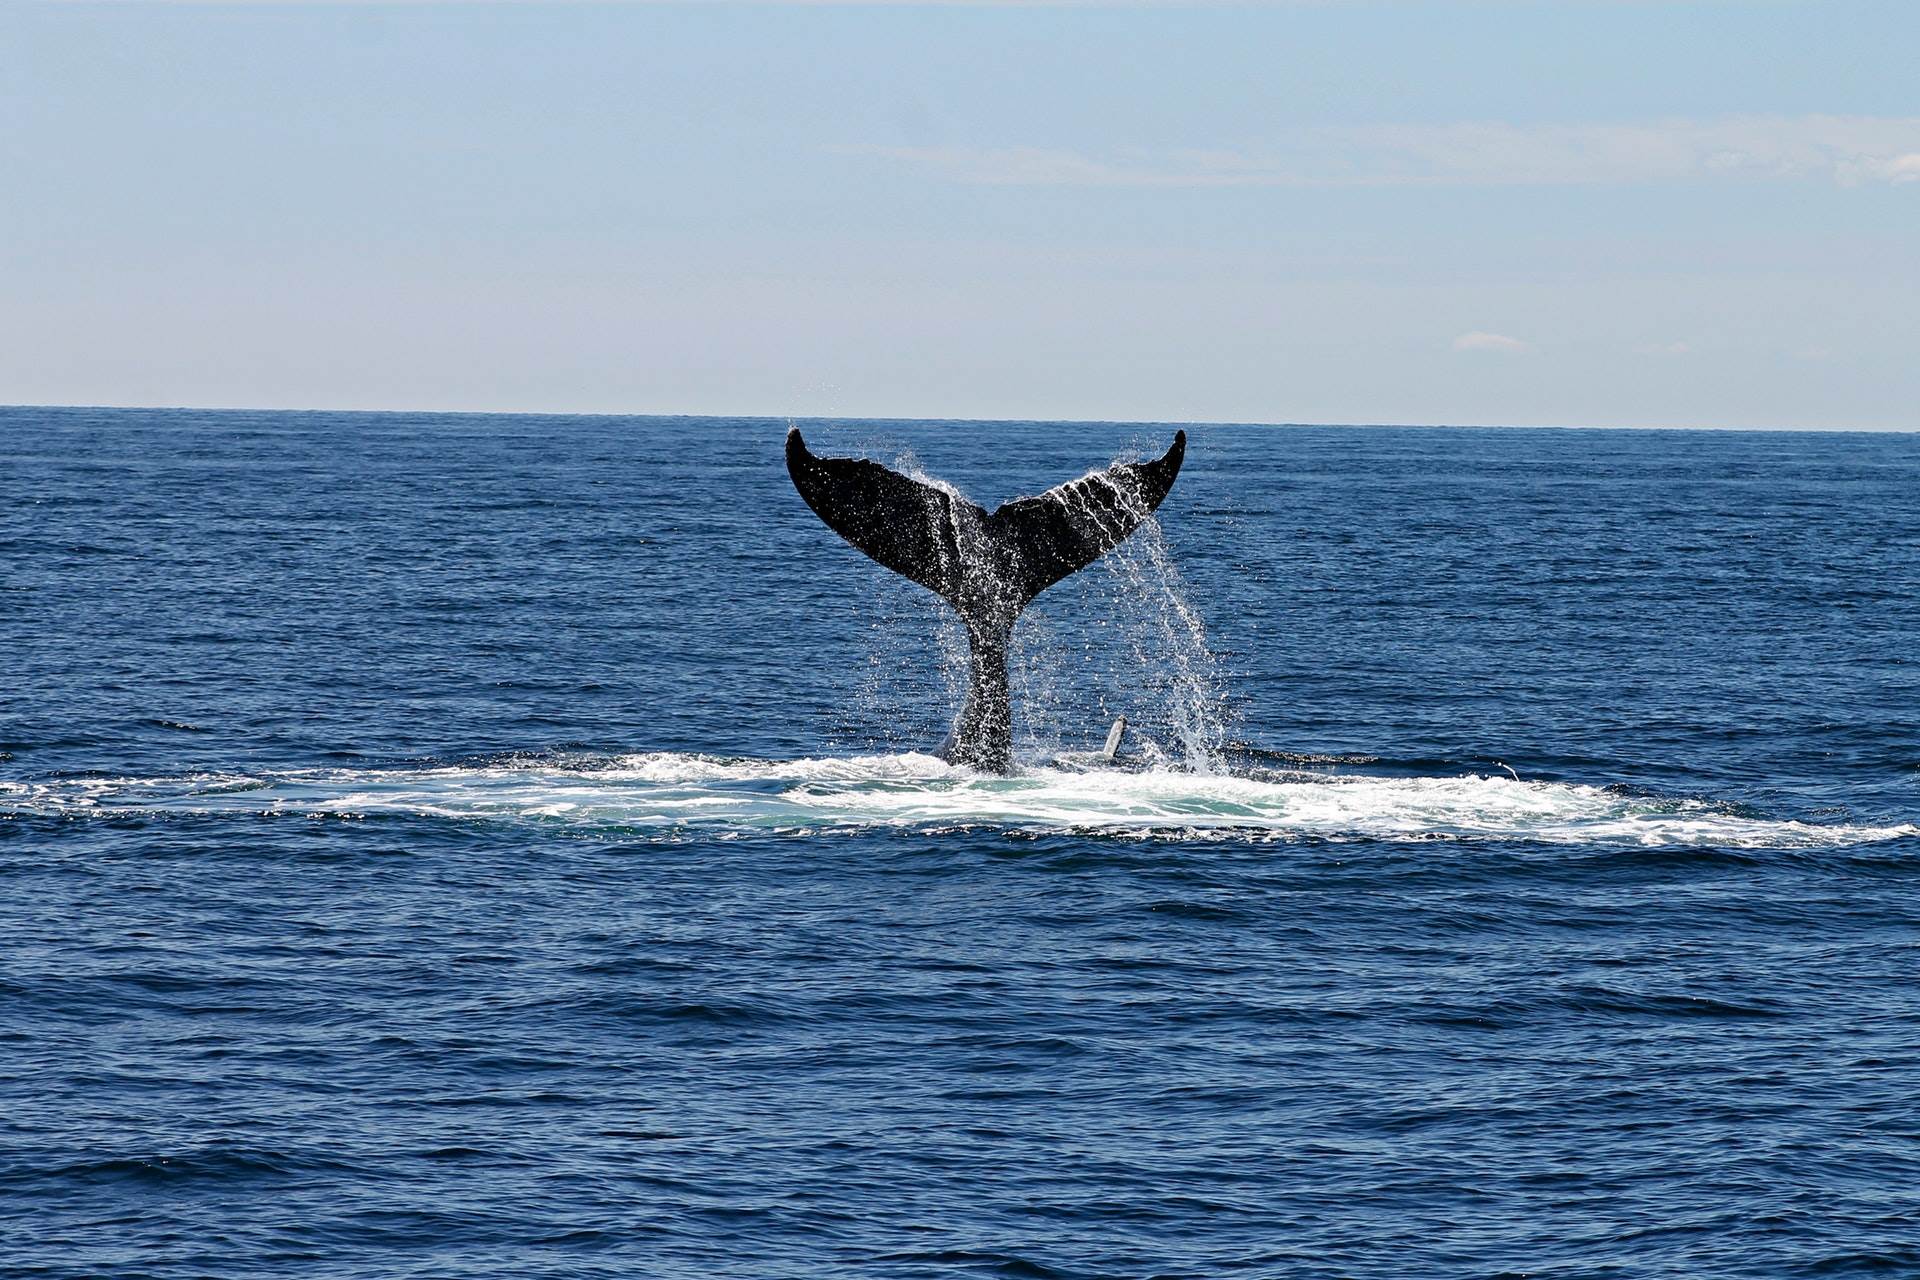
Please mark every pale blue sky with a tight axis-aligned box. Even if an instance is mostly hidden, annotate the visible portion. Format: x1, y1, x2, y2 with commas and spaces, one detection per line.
3, 1, 1915, 428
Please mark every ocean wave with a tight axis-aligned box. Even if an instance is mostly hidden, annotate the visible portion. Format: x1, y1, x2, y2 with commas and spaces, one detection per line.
2, 753, 1913, 848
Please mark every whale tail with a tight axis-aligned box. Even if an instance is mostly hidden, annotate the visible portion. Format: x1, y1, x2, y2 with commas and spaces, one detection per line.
785, 427, 1186, 772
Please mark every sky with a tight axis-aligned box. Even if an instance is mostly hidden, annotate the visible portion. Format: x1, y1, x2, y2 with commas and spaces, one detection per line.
1, 0, 1915, 429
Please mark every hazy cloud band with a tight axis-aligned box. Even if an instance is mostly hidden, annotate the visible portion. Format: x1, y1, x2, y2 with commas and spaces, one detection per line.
849, 117, 1920, 188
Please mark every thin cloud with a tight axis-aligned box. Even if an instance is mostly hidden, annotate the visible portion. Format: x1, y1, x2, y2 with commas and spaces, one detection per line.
848, 116, 1920, 188
1452, 332, 1531, 354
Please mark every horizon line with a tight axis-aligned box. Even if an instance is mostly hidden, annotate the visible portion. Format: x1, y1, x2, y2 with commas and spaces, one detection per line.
2, 402, 1914, 436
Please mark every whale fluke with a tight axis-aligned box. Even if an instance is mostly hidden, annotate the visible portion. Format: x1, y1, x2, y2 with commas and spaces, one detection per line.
786, 428, 1186, 772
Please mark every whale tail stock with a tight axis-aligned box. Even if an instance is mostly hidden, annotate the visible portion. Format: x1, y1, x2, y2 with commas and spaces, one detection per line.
785, 427, 1186, 772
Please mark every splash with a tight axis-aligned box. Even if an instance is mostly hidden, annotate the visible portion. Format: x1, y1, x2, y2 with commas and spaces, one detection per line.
5, 754, 1913, 848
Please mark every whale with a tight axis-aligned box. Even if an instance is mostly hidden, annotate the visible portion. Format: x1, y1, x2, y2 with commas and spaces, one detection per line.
786, 427, 1186, 773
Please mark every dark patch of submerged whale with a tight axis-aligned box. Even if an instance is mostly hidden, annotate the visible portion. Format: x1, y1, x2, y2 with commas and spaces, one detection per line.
786, 427, 1186, 773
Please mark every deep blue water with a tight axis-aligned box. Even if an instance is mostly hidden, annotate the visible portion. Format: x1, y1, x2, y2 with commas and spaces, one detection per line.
3, 406, 1918, 1278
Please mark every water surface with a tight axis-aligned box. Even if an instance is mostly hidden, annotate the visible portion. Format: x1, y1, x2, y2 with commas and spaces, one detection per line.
4, 408, 1917, 1277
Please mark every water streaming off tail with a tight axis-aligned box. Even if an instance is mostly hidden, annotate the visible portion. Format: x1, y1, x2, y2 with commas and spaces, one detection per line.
1012, 438, 1226, 770
859, 438, 1227, 766
846, 451, 975, 752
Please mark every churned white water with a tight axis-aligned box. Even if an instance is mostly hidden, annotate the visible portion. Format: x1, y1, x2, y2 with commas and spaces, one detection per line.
5, 753, 1912, 848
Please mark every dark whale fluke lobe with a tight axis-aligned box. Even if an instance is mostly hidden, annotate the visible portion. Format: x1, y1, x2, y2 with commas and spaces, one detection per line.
786, 427, 1186, 773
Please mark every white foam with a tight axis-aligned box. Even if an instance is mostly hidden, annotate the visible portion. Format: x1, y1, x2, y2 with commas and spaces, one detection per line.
3, 753, 1914, 848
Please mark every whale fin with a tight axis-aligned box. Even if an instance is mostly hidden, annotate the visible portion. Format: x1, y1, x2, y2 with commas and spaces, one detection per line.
786, 428, 1186, 614
987, 430, 1185, 607
786, 429, 987, 604
785, 426, 1186, 773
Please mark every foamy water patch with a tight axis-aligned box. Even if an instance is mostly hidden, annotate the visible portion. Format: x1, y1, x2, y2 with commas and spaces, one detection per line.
3, 754, 1914, 849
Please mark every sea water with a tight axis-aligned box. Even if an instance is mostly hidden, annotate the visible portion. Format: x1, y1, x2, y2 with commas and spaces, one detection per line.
3, 408, 1917, 1277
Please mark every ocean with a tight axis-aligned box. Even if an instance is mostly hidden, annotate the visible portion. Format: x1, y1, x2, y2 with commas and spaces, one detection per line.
3, 406, 1917, 1278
